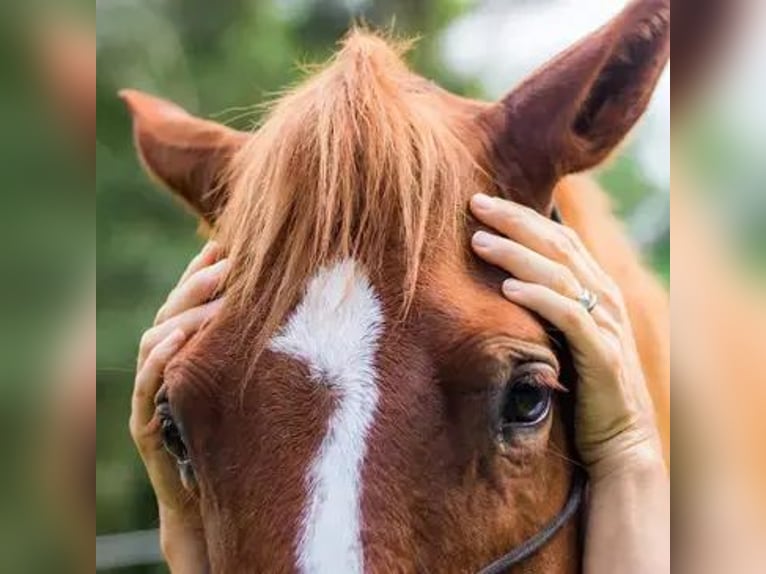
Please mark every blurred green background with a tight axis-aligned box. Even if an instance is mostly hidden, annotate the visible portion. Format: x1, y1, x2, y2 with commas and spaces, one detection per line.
96, 1, 668, 571
0, 0, 92, 572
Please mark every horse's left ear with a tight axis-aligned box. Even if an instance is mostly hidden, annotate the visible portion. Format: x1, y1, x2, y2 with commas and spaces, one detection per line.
119, 89, 248, 224
483, 0, 669, 212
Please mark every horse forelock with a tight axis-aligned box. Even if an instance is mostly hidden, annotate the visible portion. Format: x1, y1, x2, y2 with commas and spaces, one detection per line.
214, 29, 487, 372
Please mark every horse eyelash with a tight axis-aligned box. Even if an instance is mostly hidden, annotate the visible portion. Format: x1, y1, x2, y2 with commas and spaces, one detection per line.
511, 368, 566, 393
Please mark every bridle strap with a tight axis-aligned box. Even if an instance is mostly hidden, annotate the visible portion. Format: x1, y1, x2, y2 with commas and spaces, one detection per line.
477, 467, 587, 574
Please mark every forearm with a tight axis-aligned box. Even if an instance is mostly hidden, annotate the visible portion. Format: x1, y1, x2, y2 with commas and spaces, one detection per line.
584, 454, 669, 574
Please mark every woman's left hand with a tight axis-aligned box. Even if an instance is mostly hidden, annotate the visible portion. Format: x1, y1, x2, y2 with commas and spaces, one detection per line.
469, 193, 663, 481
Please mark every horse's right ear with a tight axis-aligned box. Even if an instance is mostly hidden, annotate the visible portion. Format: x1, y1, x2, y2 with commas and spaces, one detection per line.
119, 89, 247, 224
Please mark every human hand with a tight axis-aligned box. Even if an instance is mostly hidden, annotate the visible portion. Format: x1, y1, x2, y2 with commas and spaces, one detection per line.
469, 194, 664, 482
129, 241, 227, 570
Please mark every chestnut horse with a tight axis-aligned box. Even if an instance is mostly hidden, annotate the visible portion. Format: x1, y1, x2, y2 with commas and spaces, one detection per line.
121, 0, 669, 571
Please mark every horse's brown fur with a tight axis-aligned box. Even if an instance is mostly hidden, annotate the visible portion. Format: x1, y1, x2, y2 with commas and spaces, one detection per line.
123, 1, 669, 570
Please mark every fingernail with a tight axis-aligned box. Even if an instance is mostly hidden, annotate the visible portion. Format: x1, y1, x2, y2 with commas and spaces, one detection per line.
211, 258, 230, 272
471, 193, 494, 212
472, 230, 493, 248
503, 279, 522, 293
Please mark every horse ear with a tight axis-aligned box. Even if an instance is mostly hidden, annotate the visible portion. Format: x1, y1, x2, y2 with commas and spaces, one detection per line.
483, 0, 669, 212
119, 89, 247, 223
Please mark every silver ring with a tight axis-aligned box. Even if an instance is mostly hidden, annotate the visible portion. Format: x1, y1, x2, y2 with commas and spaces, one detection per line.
577, 289, 598, 313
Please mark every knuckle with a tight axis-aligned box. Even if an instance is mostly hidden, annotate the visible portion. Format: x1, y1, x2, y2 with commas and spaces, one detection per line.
600, 319, 624, 344
552, 267, 577, 295
141, 344, 163, 371
563, 267, 578, 288
145, 341, 167, 364
601, 345, 624, 373
498, 202, 520, 226
190, 269, 217, 298
518, 203, 537, 218
139, 328, 157, 354
600, 274, 618, 293
518, 250, 534, 269
560, 225, 581, 245
600, 312, 622, 334
181, 256, 201, 280
154, 305, 167, 324
562, 302, 585, 329
546, 233, 573, 261
601, 281, 626, 310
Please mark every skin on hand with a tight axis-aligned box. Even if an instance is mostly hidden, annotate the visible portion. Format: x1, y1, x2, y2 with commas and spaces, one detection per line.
468, 193, 664, 481
129, 241, 228, 570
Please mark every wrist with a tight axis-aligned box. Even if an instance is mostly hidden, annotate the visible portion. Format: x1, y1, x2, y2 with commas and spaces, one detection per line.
587, 434, 666, 485
159, 507, 208, 571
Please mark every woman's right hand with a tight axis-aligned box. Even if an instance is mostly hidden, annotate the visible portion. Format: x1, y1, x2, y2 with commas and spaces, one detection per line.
129, 241, 228, 571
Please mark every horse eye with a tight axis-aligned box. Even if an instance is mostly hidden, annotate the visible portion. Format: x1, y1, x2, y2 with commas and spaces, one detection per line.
156, 401, 190, 463
500, 379, 552, 428
160, 416, 188, 461
156, 400, 198, 489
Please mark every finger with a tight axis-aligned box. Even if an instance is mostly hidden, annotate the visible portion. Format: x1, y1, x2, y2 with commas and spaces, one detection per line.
472, 231, 582, 299
470, 194, 604, 290
155, 258, 229, 325
587, 305, 620, 339
500, 278, 605, 361
131, 329, 187, 436
177, 240, 222, 286
138, 299, 224, 370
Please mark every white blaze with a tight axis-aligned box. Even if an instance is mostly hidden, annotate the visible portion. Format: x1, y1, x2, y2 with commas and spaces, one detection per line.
269, 259, 384, 574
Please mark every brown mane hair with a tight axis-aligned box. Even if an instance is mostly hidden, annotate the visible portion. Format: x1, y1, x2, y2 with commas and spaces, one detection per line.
217, 30, 482, 362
